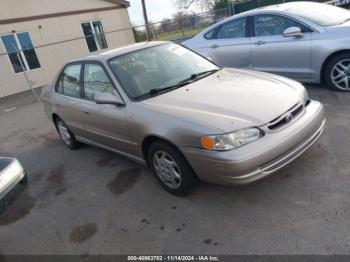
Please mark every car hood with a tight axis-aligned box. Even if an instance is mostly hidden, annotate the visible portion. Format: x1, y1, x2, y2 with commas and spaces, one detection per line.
141, 68, 303, 133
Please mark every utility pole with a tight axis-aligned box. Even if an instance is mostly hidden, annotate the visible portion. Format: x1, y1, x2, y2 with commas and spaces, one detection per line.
229, 0, 235, 15
141, 0, 151, 41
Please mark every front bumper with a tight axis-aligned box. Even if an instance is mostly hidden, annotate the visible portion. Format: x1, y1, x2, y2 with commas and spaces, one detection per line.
181, 100, 325, 185
0, 158, 26, 199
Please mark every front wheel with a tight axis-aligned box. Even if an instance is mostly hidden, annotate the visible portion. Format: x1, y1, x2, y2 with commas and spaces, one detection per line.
325, 53, 350, 92
148, 141, 197, 196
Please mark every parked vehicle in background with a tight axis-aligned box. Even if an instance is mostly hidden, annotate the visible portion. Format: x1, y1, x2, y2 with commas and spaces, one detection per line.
182, 2, 350, 92
42, 41, 325, 195
0, 158, 27, 199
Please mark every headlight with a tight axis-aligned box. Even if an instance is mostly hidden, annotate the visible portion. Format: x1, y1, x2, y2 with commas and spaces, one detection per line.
302, 87, 309, 105
201, 127, 264, 151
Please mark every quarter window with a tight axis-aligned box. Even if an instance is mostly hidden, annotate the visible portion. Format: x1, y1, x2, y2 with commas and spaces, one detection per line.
81, 21, 108, 52
216, 18, 247, 39
253, 15, 310, 37
83, 63, 115, 100
1, 32, 41, 73
204, 29, 215, 40
57, 64, 82, 98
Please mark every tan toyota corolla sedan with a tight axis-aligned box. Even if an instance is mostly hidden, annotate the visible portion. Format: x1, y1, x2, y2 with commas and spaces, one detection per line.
42, 41, 326, 195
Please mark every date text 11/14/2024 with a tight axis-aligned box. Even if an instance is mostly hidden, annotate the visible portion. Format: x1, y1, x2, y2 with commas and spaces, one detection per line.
127, 256, 220, 261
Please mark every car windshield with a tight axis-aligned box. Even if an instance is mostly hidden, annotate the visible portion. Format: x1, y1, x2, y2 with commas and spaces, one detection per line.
285, 4, 350, 27
108, 43, 219, 100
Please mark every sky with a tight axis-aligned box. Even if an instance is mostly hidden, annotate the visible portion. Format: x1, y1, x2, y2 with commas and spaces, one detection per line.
127, 0, 200, 26
127, 0, 177, 26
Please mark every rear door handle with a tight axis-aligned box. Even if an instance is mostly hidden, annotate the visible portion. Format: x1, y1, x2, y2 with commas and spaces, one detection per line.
82, 110, 90, 115
210, 44, 219, 49
254, 41, 266, 46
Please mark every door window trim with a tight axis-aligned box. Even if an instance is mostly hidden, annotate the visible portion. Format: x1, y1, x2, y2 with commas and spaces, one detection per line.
204, 16, 249, 40
249, 13, 317, 38
81, 60, 124, 104
55, 62, 84, 98
55, 60, 125, 104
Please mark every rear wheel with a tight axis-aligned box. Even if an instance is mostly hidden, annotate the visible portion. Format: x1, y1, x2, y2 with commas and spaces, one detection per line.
54, 117, 80, 149
325, 53, 350, 92
148, 141, 197, 196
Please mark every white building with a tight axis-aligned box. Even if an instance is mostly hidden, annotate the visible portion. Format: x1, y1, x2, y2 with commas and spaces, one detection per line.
0, 0, 134, 98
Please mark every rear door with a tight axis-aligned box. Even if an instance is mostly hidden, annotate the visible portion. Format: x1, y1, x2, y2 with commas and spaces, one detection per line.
250, 14, 313, 81
78, 62, 135, 155
204, 17, 252, 68
54, 63, 85, 135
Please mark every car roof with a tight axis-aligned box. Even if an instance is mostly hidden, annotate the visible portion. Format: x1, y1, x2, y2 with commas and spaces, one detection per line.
69, 41, 170, 63
243, 1, 325, 15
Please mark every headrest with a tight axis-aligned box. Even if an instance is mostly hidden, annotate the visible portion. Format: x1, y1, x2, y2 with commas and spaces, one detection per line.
129, 61, 147, 75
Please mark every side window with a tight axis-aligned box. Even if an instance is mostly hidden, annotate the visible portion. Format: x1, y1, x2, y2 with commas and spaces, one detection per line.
253, 15, 310, 37
56, 64, 82, 98
204, 29, 215, 40
216, 18, 247, 39
83, 63, 115, 101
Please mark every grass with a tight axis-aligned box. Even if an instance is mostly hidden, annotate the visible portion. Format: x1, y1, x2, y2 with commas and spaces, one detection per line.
156, 26, 208, 41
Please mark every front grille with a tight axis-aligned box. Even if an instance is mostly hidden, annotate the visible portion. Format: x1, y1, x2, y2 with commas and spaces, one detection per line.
268, 103, 304, 130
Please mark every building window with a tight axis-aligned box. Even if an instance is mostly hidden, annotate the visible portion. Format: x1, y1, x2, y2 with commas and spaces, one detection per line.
0, 32, 41, 73
81, 21, 108, 52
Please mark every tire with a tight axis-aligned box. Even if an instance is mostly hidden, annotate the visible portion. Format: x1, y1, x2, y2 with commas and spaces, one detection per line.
54, 117, 80, 149
325, 52, 350, 92
148, 140, 198, 196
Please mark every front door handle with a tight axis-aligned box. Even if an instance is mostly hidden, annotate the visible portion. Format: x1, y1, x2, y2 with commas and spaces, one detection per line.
82, 110, 90, 115
254, 41, 266, 46
210, 44, 219, 49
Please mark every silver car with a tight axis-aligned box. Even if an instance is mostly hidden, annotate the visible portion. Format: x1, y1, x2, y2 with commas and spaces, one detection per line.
182, 2, 350, 92
0, 158, 26, 199
42, 42, 325, 195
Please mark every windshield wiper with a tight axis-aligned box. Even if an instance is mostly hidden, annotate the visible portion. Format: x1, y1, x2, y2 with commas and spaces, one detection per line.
133, 82, 189, 100
133, 69, 221, 100
178, 69, 221, 84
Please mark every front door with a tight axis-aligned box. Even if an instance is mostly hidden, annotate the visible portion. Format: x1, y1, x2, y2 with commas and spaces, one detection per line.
206, 17, 252, 68
250, 14, 313, 81
79, 62, 135, 155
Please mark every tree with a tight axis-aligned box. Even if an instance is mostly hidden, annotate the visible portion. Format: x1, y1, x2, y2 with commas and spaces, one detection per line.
213, 0, 229, 10
160, 18, 172, 33
132, 28, 147, 42
173, 11, 196, 31
175, 0, 216, 10
175, 0, 232, 11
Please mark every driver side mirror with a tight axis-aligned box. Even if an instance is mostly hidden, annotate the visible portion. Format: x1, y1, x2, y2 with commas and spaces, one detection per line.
94, 92, 125, 106
283, 27, 303, 38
